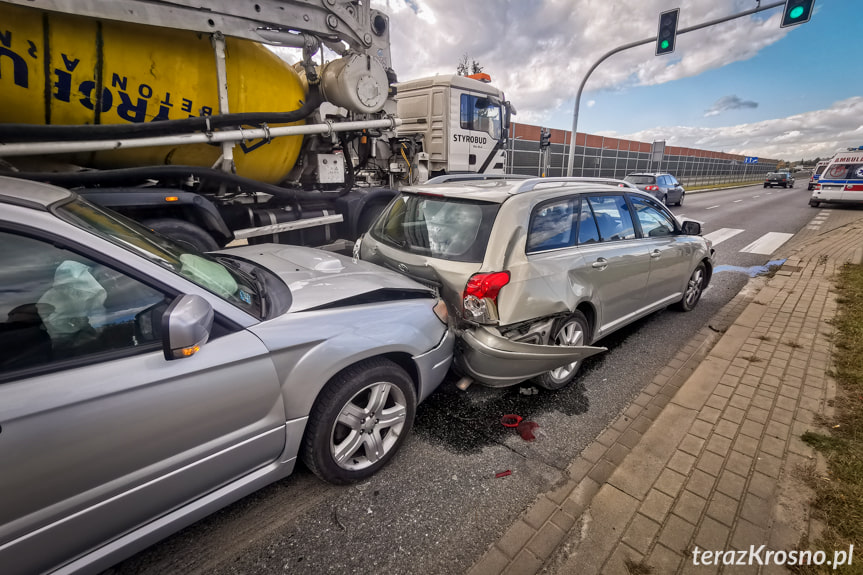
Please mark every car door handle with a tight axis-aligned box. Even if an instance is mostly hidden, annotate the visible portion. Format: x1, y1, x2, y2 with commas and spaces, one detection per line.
650, 249, 662, 258
591, 258, 608, 270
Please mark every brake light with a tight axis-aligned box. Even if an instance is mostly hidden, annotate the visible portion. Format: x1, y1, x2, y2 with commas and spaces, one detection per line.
645, 185, 659, 191
814, 184, 821, 190
463, 271, 510, 324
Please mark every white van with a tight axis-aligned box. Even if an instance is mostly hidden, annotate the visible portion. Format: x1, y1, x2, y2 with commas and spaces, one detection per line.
807, 160, 829, 190
809, 148, 863, 207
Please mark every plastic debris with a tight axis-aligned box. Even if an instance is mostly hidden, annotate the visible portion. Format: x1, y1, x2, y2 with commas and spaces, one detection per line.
495, 470, 512, 478
519, 386, 539, 396
501, 414, 523, 428
517, 420, 540, 442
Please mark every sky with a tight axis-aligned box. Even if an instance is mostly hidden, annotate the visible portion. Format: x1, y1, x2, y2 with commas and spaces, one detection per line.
372, 0, 862, 162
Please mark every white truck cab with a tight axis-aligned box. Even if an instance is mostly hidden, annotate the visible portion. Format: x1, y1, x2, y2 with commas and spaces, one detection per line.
395, 74, 514, 178
810, 147, 863, 207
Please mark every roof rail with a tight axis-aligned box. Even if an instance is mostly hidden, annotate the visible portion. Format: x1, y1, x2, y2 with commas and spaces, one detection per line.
511, 176, 634, 195
423, 173, 530, 185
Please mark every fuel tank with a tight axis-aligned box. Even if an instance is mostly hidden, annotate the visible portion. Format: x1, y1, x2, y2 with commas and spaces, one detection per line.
0, 3, 305, 183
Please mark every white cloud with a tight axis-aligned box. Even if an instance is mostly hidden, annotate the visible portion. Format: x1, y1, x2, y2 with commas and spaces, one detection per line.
372, 0, 789, 122
587, 100, 596, 108
607, 97, 863, 160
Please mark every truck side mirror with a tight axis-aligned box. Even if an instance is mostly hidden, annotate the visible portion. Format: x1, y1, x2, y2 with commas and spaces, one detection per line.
161, 294, 214, 360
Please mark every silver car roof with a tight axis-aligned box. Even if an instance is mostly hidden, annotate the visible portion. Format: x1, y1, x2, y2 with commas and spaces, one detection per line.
0, 176, 73, 208
405, 177, 642, 204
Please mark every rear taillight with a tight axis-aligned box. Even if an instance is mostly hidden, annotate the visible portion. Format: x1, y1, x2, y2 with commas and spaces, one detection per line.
645, 185, 659, 191
463, 271, 510, 324
814, 184, 821, 191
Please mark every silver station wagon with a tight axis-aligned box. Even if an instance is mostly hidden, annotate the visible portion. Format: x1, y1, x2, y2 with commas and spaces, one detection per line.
358, 176, 714, 390
0, 177, 453, 575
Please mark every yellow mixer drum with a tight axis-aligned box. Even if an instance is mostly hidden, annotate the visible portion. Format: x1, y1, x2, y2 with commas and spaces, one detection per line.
0, 3, 306, 184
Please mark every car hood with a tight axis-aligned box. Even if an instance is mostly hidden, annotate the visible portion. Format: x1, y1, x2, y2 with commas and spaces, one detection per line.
217, 244, 432, 312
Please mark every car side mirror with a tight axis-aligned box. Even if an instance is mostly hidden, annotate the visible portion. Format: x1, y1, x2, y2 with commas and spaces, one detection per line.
681, 220, 701, 235
161, 294, 214, 360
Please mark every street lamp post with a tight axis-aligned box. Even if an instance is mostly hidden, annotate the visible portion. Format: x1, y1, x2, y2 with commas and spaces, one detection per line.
566, 0, 785, 176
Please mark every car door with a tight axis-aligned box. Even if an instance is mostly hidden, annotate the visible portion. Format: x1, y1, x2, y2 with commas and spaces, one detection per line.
576, 194, 651, 337
669, 175, 684, 203
628, 195, 692, 307
0, 229, 285, 575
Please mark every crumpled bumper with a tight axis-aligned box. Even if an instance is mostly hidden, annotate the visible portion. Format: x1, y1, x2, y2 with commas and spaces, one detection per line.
455, 325, 606, 388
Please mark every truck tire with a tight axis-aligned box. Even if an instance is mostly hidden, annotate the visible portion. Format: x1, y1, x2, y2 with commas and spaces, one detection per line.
301, 358, 416, 484
143, 218, 219, 252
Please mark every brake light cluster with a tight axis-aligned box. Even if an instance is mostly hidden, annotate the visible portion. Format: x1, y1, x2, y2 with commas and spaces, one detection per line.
463, 271, 510, 324
644, 185, 659, 191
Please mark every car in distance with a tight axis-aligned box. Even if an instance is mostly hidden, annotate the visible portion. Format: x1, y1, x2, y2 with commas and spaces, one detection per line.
764, 172, 794, 188
0, 177, 453, 575
808, 160, 830, 190
358, 176, 714, 391
624, 173, 685, 206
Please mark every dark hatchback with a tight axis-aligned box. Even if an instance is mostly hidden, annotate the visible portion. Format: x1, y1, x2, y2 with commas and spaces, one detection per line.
764, 172, 794, 188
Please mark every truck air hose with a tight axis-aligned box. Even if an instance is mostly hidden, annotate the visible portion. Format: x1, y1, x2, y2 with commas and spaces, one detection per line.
2, 165, 328, 202
0, 87, 324, 143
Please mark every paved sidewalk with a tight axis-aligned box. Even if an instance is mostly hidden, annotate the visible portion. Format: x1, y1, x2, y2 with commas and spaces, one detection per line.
468, 213, 863, 575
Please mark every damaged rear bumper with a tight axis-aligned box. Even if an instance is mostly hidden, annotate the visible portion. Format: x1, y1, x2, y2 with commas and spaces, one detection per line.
455, 326, 606, 388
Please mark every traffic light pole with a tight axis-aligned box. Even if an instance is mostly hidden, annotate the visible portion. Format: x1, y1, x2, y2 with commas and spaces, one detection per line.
565, 0, 785, 176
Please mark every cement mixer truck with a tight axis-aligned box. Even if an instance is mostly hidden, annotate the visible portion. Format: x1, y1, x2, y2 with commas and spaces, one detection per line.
0, 0, 514, 251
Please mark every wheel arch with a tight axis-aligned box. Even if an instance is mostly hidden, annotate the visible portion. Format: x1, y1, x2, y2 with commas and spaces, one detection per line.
575, 300, 598, 344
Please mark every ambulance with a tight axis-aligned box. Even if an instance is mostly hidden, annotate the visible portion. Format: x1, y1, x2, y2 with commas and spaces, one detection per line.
809, 147, 863, 207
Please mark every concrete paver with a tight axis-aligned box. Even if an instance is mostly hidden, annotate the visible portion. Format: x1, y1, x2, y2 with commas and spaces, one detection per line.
468, 210, 863, 574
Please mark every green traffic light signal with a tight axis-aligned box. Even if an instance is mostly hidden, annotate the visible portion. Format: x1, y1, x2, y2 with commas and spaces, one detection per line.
780, 0, 815, 28
655, 8, 679, 56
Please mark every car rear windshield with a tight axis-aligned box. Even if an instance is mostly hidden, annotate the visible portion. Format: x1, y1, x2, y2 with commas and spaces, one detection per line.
370, 193, 499, 262
625, 175, 655, 185
815, 164, 828, 176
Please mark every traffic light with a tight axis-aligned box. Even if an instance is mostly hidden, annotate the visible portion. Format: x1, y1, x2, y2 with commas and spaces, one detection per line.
539, 127, 551, 149
780, 0, 815, 28
656, 8, 679, 56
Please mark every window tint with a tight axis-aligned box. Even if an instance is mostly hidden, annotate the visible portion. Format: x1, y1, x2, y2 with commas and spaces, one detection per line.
458, 93, 502, 139
371, 194, 499, 262
630, 197, 677, 238
625, 175, 655, 185
0, 232, 171, 375
527, 198, 576, 252
587, 195, 636, 242
577, 199, 600, 244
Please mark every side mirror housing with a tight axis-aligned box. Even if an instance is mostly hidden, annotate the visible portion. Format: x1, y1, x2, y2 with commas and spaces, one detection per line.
162, 294, 214, 360
681, 220, 702, 235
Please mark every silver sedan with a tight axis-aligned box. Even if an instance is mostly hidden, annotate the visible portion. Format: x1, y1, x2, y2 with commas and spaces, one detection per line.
0, 177, 453, 575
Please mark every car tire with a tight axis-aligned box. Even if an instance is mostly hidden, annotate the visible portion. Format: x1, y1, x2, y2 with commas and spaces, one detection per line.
533, 311, 591, 391
142, 218, 219, 252
763, 184, 768, 188
676, 193, 684, 206
809, 200, 821, 208
662, 194, 668, 205
301, 358, 416, 484
675, 262, 707, 312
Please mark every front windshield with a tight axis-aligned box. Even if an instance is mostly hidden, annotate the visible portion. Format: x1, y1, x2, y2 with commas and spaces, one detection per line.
56, 198, 264, 318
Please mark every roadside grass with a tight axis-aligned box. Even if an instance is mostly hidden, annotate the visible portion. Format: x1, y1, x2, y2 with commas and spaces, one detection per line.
684, 180, 765, 192
794, 263, 863, 574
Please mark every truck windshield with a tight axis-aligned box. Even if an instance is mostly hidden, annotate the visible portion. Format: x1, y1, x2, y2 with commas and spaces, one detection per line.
370, 193, 499, 262
55, 198, 265, 318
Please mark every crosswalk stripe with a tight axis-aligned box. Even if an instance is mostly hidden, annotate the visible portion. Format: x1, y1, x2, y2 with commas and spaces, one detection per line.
703, 228, 744, 246
740, 232, 794, 255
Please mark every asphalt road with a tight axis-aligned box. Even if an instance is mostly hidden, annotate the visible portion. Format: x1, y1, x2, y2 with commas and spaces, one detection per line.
105, 179, 819, 575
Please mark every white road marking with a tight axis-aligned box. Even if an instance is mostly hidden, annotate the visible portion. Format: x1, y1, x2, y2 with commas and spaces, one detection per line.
733, 200, 743, 203
703, 228, 744, 246
753, 195, 760, 198
740, 232, 794, 255
705, 205, 720, 210
766, 192, 773, 195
